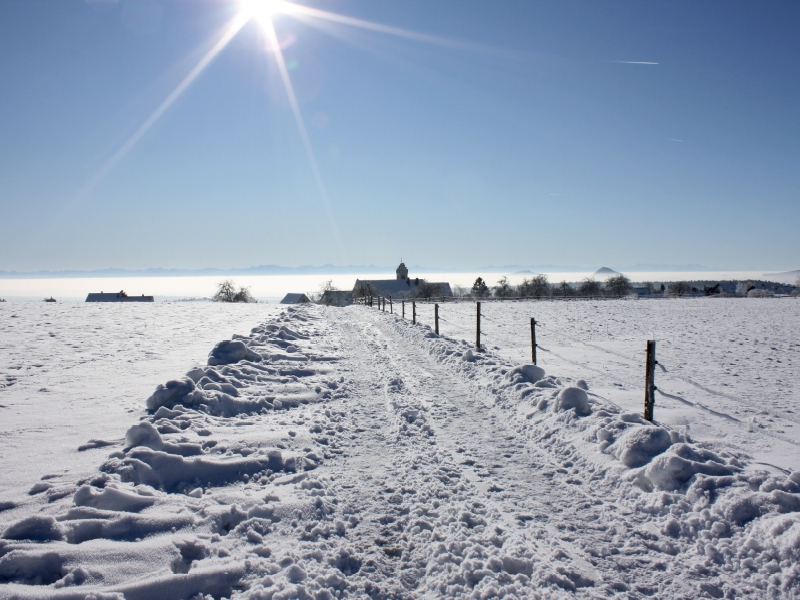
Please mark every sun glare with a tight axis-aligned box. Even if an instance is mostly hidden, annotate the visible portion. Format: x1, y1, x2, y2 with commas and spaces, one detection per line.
240, 0, 285, 25
77, 0, 465, 261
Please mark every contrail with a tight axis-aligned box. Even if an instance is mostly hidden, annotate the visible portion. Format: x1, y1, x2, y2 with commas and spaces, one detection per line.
611, 61, 659, 65
74, 14, 250, 204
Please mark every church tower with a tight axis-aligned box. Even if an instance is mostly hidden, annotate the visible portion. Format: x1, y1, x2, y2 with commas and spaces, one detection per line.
396, 261, 408, 280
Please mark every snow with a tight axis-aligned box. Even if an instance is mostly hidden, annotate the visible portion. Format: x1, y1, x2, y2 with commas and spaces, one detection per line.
1, 298, 799, 598
0, 302, 276, 497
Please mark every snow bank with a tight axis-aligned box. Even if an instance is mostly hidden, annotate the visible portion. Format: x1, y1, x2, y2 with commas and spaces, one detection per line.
207, 339, 262, 366
2, 302, 799, 598
552, 386, 592, 416
409, 310, 800, 597
505, 364, 545, 384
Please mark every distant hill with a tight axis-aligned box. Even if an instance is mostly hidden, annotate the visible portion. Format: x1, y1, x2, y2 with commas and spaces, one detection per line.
593, 267, 619, 278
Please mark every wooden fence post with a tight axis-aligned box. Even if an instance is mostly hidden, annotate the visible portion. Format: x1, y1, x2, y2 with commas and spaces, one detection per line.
476, 302, 481, 350
389, 297, 393, 314
435, 303, 439, 335
531, 318, 537, 365
412, 301, 416, 324
644, 340, 656, 421
402, 300, 405, 319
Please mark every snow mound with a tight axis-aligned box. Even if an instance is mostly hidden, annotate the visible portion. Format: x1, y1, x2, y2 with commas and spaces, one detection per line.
0, 549, 64, 585
612, 425, 673, 468
2, 515, 63, 541
124, 422, 202, 456
506, 364, 545, 384
552, 386, 591, 416
125, 421, 163, 449
207, 339, 262, 366
101, 448, 281, 493
640, 443, 740, 491
73, 484, 156, 512
145, 377, 203, 411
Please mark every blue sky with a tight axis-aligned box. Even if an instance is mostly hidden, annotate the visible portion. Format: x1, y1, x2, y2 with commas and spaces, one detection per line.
1, 0, 798, 272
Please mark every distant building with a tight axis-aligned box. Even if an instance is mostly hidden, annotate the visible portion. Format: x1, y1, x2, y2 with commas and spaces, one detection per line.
86, 290, 154, 302
705, 282, 738, 295
319, 290, 353, 307
280, 293, 311, 304
353, 262, 452, 299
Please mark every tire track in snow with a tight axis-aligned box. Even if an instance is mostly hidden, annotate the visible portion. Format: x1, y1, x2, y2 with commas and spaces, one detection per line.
339, 308, 699, 597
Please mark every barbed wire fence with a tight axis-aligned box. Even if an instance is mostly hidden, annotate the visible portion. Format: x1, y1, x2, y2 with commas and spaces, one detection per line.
353, 294, 800, 447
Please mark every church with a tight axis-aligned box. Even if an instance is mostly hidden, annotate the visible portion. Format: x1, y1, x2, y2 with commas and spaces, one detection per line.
353, 262, 452, 299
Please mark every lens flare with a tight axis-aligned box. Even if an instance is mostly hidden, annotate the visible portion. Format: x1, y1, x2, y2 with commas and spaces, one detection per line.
240, 0, 285, 25
258, 17, 345, 261
73, 0, 495, 262
74, 13, 249, 204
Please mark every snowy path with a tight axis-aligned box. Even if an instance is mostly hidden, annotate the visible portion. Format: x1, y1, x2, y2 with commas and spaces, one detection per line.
330, 309, 610, 594
1, 304, 799, 598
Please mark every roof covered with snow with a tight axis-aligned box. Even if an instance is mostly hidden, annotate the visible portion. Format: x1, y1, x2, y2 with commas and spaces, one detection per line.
280, 293, 310, 304
353, 278, 453, 298
85, 292, 154, 302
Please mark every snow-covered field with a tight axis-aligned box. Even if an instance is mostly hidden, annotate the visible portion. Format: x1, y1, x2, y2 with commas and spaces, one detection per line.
0, 303, 277, 498
1, 299, 799, 598
412, 297, 800, 471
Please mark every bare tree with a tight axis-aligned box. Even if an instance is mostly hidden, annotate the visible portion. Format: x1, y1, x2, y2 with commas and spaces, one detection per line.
212, 279, 256, 303
735, 281, 754, 296
312, 280, 339, 304
518, 274, 551, 298
552, 280, 574, 297
748, 288, 773, 298
410, 281, 444, 300
666, 281, 692, 297
578, 277, 603, 297
353, 281, 376, 300
605, 274, 632, 297
452, 284, 470, 299
493, 276, 515, 298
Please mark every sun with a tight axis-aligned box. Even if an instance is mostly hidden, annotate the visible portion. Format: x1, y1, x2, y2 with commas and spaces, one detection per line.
240, 0, 286, 25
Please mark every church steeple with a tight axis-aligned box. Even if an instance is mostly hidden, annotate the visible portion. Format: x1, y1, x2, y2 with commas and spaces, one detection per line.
396, 261, 408, 280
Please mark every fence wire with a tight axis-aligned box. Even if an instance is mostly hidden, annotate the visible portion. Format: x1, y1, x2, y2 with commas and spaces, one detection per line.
357, 296, 800, 445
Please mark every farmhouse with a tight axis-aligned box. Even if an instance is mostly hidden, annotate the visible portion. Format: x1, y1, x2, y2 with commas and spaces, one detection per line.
353, 262, 452, 299
85, 290, 154, 302
280, 293, 311, 304
319, 290, 353, 307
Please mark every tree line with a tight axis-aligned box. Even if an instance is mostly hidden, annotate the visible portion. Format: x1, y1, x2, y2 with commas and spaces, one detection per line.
457, 274, 634, 299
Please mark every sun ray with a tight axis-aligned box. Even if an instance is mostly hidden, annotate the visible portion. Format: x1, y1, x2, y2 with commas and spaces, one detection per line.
283, 3, 496, 54
68, 0, 499, 261
74, 13, 250, 204
261, 17, 346, 263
